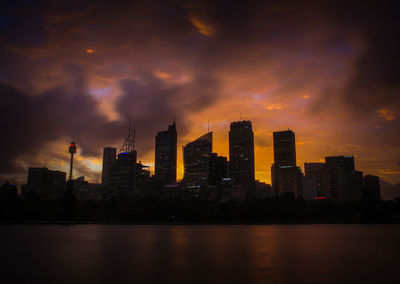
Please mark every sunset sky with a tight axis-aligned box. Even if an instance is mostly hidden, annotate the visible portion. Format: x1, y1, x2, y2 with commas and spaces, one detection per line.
0, 0, 399, 191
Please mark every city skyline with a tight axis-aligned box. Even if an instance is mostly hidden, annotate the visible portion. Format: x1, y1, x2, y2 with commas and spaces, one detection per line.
2, 118, 397, 187
0, 1, 399, 190
19, 123, 380, 203
1, 2, 399, 283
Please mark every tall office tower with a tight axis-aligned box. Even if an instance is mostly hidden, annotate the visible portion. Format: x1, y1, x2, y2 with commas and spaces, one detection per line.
325, 156, 357, 201
110, 127, 137, 192
183, 132, 212, 187
271, 130, 302, 197
136, 161, 151, 191
155, 122, 177, 184
229, 120, 255, 186
304, 162, 328, 197
364, 175, 381, 202
325, 156, 355, 172
102, 147, 116, 185
208, 153, 229, 186
110, 150, 137, 192
273, 130, 296, 167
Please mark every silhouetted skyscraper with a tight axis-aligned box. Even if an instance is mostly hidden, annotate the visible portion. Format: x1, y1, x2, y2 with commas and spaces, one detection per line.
229, 120, 255, 186
209, 153, 229, 186
110, 127, 137, 192
273, 130, 296, 167
102, 147, 116, 185
271, 130, 302, 197
304, 162, 327, 197
325, 156, 355, 172
325, 155, 358, 201
110, 150, 137, 192
183, 132, 212, 187
136, 161, 151, 191
155, 122, 177, 184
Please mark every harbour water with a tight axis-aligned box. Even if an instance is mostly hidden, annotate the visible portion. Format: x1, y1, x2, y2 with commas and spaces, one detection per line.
1, 224, 399, 284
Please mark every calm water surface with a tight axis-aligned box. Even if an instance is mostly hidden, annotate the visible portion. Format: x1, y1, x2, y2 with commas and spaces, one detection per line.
0, 225, 399, 284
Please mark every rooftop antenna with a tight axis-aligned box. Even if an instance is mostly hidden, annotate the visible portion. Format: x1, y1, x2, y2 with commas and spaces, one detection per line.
208, 117, 210, 133
119, 118, 136, 154
117, 118, 136, 192
240, 112, 242, 120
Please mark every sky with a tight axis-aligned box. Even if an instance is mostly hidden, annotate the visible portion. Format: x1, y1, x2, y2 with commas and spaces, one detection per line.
0, 0, 399, 196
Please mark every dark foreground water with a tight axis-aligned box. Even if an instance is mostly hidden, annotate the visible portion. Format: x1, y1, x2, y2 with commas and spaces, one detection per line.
0, 225, 399, 284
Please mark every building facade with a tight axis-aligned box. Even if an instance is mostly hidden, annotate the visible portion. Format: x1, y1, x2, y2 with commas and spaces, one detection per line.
229, 120, 255, 187
208, 153, 229, 186
324, 156, 361, 201
304, 162, 328, 197
110, 151, 137, 192
101, 147, 116, 185
27, 167, 66, 198
271, 130, 302, 197
155, 122, 177, 184
183, 132, 212, 187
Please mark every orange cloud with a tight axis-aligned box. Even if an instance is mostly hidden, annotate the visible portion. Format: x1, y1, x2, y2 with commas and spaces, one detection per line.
189, 16, 214, 36
378, 109, 396, 121
154, 70, 172, 80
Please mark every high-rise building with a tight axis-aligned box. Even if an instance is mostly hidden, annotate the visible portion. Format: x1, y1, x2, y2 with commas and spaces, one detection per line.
304, 162, 328, 197
271, 164, 303, 197
273, 130, 296, 167
110, 127, 137, 192
325, 156, 357, 201
271, 130, 302, 197
155, 122, 177, 184
110, 150, 137, 192
183, 132, 212, 187
209, 153, 229, 186
229, 120, 255, 186
325, 156, 355, 172
136, 161, 151, 191
302, 176, 317, 200
102, 147, 116, 185
364, 175, 381, 202
27, 167, 66, 198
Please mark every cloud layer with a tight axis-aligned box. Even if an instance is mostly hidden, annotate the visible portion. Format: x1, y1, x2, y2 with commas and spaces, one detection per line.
0, 0, 399, 187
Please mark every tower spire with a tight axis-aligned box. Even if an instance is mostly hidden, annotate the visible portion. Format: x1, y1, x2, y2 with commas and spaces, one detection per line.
119, 119, 136, 154
68, 140, 77, 180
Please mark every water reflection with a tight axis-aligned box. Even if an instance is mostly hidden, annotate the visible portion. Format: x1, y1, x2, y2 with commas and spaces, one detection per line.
0, 225, 399, 284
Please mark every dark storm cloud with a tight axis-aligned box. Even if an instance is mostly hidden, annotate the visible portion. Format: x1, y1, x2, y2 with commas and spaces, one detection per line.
186, 0, 400, 117
116, 69, 219, 153
323, 1, 400, 116
0, 67, 124, 176
0, 62, 219, 179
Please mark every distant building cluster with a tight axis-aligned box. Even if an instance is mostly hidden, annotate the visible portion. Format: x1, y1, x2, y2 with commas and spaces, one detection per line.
10, 120, 381, 203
